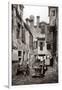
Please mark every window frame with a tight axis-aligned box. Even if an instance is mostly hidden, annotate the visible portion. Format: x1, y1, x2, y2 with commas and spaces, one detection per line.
47, 43, 51, 50
18, 51, 22, 56
40, 42, 43, 50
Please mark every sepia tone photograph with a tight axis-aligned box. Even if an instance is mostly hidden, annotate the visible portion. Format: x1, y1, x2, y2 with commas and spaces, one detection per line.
11, 4, 58, 85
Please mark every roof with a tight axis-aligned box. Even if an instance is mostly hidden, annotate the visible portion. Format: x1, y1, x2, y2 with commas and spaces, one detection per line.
39, 21, 48, 25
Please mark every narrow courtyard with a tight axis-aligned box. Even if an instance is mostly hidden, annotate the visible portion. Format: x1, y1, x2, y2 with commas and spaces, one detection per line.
12, 60, 58, 85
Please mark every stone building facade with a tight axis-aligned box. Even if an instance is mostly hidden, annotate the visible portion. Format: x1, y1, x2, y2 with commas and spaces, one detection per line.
29, 15, 52, 65
12, 4, 33, 65
48, 6, 58, 57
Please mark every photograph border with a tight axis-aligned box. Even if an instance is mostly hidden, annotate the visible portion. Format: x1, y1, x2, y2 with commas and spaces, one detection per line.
8, 0, 60, 88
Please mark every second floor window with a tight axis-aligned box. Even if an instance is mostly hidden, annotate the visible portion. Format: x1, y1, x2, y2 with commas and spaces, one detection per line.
41, 25, 45, 34
18, 51, 22, 56
40, 42, 43, 50
16, 23, 20, 39
17, 29, 20, 39
22, 26, 25, 43
47, 43, 51, 50
51, 10, 55, 16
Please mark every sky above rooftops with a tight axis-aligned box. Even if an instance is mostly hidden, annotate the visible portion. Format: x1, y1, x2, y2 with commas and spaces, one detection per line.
23, 5, 49, 25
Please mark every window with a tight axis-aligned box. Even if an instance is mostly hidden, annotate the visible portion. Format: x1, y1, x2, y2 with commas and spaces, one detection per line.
16, 23, 20, 39
47, 44, 51, 49
18, 22, 20, 29
17, 29, 20, 39
40, 42, 43, 50
41, 25, 45, 33
22, 26, 25, 43
18, 51, 22, 56
51, 10, 55, 16
47, 26, 50, 33
19, 58, 21, 62
34, 41, 37, 49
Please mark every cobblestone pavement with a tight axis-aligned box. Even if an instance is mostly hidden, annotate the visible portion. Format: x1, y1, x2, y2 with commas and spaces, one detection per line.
12, 62, 58, 85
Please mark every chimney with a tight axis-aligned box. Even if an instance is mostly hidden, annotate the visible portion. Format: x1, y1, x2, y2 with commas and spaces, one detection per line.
36, 16, 40, 27
25, 18, 29, 25
19, 4, 24, 11
29, 15, 34, 27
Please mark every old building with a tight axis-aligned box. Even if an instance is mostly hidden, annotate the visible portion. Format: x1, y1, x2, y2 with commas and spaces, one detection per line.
12, 4, 33, 65
31, 16, 52, 65
12, 4, 24, 62
12, 4, 18, 61
48, 6, 58, 57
